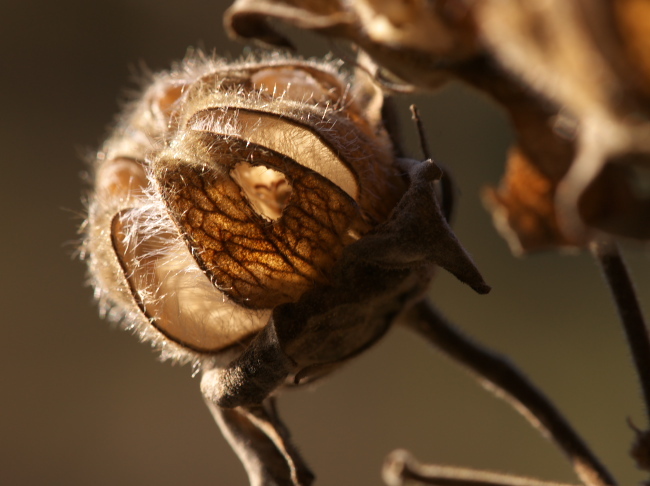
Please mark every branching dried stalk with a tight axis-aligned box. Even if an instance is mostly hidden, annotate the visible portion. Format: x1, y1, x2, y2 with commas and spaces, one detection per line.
383, 449, 579, 486
205, 398, 314, 486
400, 300, 615, 486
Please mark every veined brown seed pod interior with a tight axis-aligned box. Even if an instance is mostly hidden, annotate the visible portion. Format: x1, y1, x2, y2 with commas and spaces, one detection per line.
84, 53, 407, 357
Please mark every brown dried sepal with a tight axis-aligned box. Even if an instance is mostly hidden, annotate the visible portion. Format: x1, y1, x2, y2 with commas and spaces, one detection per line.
483, 148, 580, 254
610, 0, 650, 100
156, 137, 369, 310
614, 0, 650, 95
181, 67, 405, 225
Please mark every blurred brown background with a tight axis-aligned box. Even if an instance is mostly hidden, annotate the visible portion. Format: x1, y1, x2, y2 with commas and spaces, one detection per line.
2, 1, 649, 484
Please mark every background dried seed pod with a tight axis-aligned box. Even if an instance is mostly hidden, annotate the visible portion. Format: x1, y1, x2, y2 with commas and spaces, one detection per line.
225, 0, 650, 250
83, 53, 407, 358
476, 0, 650, 243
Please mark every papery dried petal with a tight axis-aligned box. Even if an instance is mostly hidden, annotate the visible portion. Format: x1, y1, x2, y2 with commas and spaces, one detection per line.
155, 138, 367, 309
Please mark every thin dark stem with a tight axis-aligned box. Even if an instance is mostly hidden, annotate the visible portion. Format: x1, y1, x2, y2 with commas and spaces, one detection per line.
402, 300, 616, 486
383, 449, 579, 486
589, 238, 650, 422
410, 104, 454, 223
410, 105, 433, 161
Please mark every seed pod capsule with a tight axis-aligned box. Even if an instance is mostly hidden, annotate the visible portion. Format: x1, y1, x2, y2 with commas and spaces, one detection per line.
84, 54, 406, 359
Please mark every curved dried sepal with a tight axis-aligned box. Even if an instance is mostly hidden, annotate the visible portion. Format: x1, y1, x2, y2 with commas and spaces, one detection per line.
483, 148, 580, 255
351, 158, 490, 294
144, 57, 406, 311
187, 108, 360, 202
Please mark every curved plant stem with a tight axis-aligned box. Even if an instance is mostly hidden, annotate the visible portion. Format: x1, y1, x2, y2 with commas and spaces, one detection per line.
383, 449, 579, 486
402, 300, 616, 486
589, 238, 650, 422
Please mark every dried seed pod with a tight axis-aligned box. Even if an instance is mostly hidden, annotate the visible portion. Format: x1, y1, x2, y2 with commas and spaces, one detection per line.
83, 52, 490, 485
83, 53, 406, 360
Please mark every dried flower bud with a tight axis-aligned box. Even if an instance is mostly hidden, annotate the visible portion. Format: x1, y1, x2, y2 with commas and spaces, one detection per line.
83, 53, 406, 359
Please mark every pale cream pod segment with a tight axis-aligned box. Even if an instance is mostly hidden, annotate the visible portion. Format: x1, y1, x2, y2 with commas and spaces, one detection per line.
188, 109, 360, 202
91, 156, 271, 354
85, 157, 151, 319
111, 207, 272, 353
